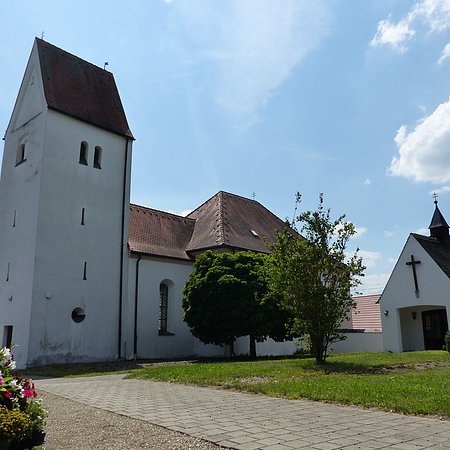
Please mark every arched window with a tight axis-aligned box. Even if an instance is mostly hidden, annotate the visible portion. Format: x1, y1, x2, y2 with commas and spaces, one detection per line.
94, 146, 102, 169
159, 283, 168, 334
79, 141, 88, 165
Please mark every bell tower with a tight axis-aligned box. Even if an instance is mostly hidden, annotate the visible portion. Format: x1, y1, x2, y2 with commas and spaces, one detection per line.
0, 39, 133, 368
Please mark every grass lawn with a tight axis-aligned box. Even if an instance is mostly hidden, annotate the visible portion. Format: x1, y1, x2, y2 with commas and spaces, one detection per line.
129, 351, 450, 418
27, 351, 450, 418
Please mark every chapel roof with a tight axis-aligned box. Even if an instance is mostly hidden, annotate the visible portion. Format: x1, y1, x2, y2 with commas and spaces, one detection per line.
128, 191, 292, 259
412, 233, 450, 279
128, 205, 195, 260
35, 38, 133, 139
351, 294, 382, 331
428, 202, 449, 231
186, 191, 291, 253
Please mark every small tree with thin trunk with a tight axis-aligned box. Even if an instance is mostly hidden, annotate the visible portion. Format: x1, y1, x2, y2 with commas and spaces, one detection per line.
182, 250, 292, 358
268, 193, 365, 364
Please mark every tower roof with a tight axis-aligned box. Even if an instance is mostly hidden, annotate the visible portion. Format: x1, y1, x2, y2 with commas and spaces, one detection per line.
35, 39, 133, 139
428, 201, 449, 231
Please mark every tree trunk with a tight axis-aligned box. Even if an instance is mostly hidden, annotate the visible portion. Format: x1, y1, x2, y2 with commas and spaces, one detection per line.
249, 335, 256, 359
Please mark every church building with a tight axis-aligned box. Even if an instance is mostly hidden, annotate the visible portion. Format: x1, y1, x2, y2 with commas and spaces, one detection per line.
0, 39, 296, 368
380, 198, 450, 352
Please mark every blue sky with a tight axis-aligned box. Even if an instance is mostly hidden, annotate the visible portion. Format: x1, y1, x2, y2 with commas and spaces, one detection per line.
2, 0, 450, 294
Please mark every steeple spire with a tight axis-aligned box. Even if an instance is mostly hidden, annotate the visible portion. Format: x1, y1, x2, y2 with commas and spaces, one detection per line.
429, 194, 449, 240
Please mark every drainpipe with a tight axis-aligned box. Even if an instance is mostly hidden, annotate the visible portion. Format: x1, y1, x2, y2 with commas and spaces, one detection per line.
133, 253, 142, 360
118, 138, 129, 360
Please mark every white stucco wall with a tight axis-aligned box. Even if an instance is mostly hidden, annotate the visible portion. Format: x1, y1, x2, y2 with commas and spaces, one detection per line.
26, 110, 131, 366
127, 255, 195, 359
380, 234, 450, 352
0, 44, 47, 368
330, 332, 383, 354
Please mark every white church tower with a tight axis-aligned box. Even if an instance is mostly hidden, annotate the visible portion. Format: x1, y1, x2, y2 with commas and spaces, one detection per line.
0, 39, 133, 368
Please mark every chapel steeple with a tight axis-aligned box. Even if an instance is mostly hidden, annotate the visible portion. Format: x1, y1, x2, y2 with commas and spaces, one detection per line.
429, 194, 449, 240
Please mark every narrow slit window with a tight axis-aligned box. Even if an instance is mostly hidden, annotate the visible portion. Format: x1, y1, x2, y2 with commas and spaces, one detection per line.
16, 143, 26, 166
2, 326, 13, 348
94, 146, 102, 169
79, 141, 88, 165
159, 283, 168, 333
6, 263, 10, 282
83, 261, 87, 280
81, 208, 85, 225
13, 210, 16, 228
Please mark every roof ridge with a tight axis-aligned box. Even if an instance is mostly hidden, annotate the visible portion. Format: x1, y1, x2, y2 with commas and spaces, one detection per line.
130, 203, 195, 222
36, 38, 110, 74
217, 191, 226, 244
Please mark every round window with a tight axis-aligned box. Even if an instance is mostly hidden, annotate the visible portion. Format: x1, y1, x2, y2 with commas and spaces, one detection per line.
71, 307, 86, 323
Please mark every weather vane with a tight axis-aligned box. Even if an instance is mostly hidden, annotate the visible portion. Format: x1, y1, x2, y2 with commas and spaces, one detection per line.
41, 31, 45, 40
103, 62, 109, 70
432, 192, 438, 204
252, 192, 256, 200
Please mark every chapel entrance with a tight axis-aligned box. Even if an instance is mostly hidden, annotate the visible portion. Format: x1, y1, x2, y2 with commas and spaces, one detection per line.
421, 309, 448, 350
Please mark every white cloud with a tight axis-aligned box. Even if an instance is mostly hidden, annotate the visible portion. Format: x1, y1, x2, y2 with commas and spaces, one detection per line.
387, 257, 397, 265
352, 226, 367, 239
358, 250, 382, 269
388, 96, 450, 183
363, 178, 371, 186
356, 273, 390, 295
384, 230, 394, 238
370, 18, 415, 53
415, 227, 429, 235
176, 0, 330, 127
430, 185, 450, 195
438, 42, 450, 64
370, 0, 450, 52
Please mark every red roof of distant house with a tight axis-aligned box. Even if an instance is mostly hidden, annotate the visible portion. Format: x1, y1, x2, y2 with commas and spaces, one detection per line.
351, 294, 382, 331
36, 38, 133, 139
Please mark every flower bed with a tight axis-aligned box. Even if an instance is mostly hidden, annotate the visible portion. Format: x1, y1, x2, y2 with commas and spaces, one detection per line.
0, 347, 46, 449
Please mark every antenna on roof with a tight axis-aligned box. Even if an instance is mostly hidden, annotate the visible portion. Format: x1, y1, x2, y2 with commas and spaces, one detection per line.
103, 62, 109, 70
40, 31, 45, 40
432, 192, 438, 205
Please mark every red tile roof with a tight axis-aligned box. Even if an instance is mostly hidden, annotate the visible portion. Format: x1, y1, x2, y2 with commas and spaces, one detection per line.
128, 192, 293, 259
128, 205, 195, 260
351, 294, 382, 331
186, 191, 291, 253
36, 39, 133, 139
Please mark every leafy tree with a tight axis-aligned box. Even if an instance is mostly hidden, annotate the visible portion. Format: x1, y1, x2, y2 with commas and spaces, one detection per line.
268, 193, 365, 364
182, 250, 291, 358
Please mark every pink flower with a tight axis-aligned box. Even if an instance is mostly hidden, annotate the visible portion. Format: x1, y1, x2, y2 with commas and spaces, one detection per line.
3, 391, 12, 399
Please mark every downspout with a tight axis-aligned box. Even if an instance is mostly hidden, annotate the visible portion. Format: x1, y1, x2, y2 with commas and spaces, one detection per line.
118, 138, 129, 360
133, 253, 142, 360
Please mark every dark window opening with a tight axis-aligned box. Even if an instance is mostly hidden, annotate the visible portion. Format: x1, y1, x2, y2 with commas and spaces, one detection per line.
15, 143, 26, 166
81, 208, 85, 225
79, 141, 88, 165
71, 308, 86, 323
13, 210, 16, 228
159, 283, 168, 334
83, 261, 87, 280
6, 263, 10, 282
94, 146, 102, 169
2, 326, 13, 348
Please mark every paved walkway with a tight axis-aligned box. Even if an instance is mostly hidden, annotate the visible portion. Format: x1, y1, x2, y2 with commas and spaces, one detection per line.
36, 374, 450, 449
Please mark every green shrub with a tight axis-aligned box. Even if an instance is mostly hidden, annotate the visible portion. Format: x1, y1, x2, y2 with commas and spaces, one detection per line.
23, 400, 47, 434
444, 330, 450, 353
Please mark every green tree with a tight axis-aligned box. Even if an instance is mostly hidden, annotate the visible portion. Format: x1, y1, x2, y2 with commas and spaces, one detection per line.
182, 250, 291, 358
268, 193, 365, 364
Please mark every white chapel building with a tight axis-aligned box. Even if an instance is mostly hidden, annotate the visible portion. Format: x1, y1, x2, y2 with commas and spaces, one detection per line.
380, 200, 450, 352
0, 39, 301, 368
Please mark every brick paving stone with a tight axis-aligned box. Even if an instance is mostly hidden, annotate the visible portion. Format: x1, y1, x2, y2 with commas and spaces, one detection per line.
36, 374, 450, 450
